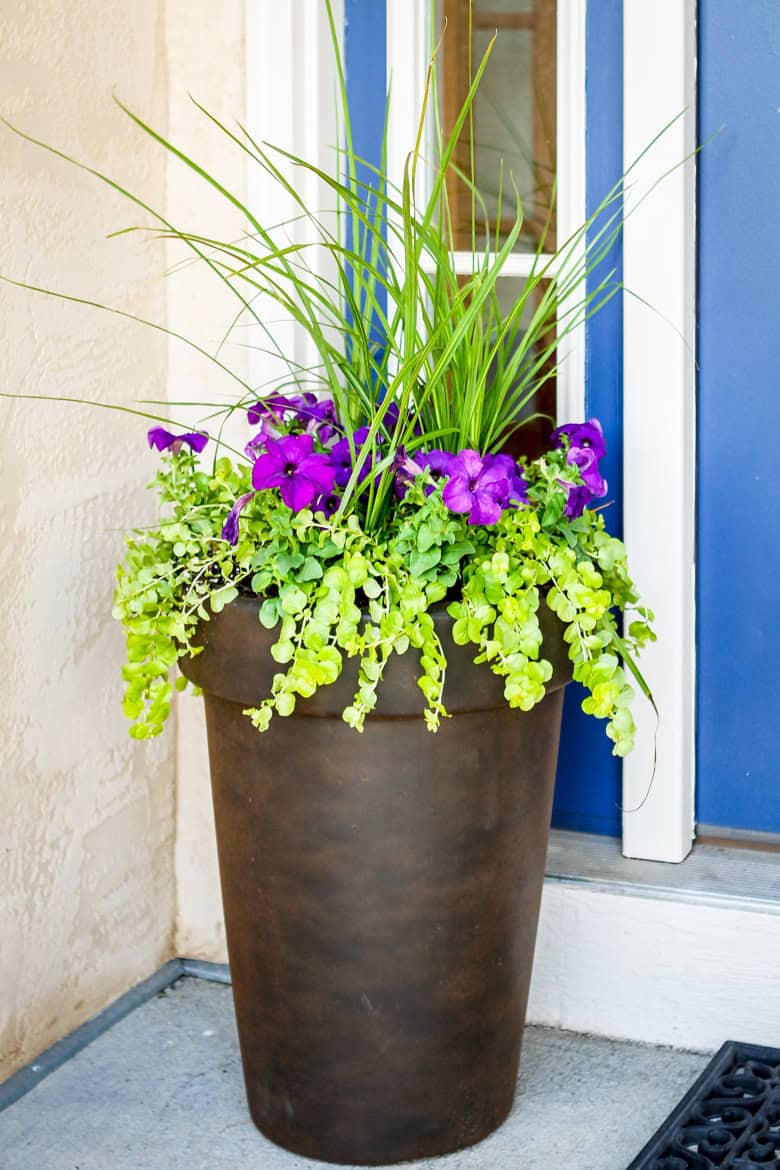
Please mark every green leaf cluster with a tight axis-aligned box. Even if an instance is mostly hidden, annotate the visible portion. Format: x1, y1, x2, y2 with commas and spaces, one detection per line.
114, 450, 654, 755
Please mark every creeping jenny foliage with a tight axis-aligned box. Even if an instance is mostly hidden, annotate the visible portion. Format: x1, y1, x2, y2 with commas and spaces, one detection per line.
114, 447, 654, 755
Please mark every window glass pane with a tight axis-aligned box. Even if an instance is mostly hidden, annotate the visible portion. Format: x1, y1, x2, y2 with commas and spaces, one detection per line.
436, 1, 556, 253
490, 276, 557, 460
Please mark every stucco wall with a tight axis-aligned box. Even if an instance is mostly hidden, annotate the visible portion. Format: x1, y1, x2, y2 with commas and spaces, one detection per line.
164, 0, 247, 964
0, 0, 178, 1077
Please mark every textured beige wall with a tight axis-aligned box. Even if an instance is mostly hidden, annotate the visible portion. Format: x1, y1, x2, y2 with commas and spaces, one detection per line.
0, 0, 178, 1078
0, 0, 254, 1079
164, 0, 248, 965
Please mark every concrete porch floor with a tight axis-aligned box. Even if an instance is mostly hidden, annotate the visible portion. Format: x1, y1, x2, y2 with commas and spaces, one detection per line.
1, 976, 708, 1170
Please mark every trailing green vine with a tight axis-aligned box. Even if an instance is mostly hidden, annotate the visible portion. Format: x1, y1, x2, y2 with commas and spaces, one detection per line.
114, 441, 654, 755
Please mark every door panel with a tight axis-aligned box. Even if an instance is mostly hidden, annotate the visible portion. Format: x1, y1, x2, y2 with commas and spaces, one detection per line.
552, 0, 623, 836
697, 2, 780, 835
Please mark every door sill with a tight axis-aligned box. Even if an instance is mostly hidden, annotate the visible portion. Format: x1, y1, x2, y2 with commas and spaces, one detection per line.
545, 827, 780, 911
533, 829, 780, 1051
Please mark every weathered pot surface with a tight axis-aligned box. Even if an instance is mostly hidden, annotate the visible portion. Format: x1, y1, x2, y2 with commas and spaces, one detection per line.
180, 597, 570, 1165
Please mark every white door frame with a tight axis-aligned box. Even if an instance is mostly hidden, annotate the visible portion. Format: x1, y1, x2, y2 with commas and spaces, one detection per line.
621, 0, 697, 862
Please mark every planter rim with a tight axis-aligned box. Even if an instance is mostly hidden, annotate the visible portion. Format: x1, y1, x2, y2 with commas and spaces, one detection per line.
180, 594, 571, 718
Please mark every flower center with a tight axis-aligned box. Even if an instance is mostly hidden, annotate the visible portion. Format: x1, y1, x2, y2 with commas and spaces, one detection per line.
284, 462, 297, 476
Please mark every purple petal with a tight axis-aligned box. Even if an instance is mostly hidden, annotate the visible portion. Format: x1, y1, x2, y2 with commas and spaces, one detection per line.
147, 426, 175, 451
298, 454, 336, 495
562, 483, 592, 519
418, 449, 454, 477
247, 394, 301, 426
244, 430, 270, 460
329, 428, 372, 488
181, 431, 209, 453
567, 448, 607, 497
252, 451, 287, 490
442, 476, 474, 515
453, 448, 484, 480
468, 491, 504, 526
551, 418, 606, 461
147, 426, 208, 453
484, 455, 529, 505
313, 491, 340, 517
475, 463, 511, 492
220, 492, 254, 546
280, 475, 317, 511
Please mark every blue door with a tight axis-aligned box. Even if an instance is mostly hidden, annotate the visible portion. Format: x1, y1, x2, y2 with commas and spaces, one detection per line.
697, 2, 780, 837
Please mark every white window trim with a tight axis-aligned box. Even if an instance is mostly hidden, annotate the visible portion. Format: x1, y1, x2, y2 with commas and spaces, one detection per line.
386, 0, 587, 423
621, 0, 697, 862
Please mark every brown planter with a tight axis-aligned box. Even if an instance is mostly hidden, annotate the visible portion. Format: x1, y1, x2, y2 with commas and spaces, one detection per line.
181, 597, 569, 1165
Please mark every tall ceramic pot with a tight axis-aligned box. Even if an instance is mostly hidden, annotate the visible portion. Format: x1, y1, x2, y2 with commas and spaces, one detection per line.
181, 596, 569, 1165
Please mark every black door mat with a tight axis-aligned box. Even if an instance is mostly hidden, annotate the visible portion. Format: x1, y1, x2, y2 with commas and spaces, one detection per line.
627, 1041, 780, 1169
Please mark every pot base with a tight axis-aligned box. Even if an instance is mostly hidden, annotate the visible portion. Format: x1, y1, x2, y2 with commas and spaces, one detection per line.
246, 1090, 517, 1166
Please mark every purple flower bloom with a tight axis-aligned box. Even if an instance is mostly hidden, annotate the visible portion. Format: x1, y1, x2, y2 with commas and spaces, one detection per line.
418, 449, 455, 483
392, 446, 453, 498
247, 393, 339, 443
147, 426, 208, 454
441, 449, 509, 526
312, 491, 341, 518
567, 447, 607, 495
378, 399, 424, 438
244, 429, 270, 461
551, 418, 607, 461
247, 394, 302, 426
483, 453, 529, 506
383, 401, 401, 432
562, 484, 593, 519
559, 448, 608, 518
251, 433, 335, 512
221, 492, 255, 546
329, 426, 373, 488
391, 447, 455, 499
304, 397, 338, 444
391, 446, 422, 499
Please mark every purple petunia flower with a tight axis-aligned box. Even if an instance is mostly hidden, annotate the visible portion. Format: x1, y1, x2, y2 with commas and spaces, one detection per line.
391, 446, 422, 499
383, 401, 401, 432
441, 449, 510, 526
312, 491, 341, 518
562, 483, 593, 520
379, 399, 424, 439
247, 393, 338, 444
483, 453, 529, 506
567, 447, 607, 495
244, 429, 270, 461
221, 492, 255, 546
418, 449, 455, 483
147, 426, 208, 454
329, 426, 373, 488
251, 433, 335, 512
560, 447, 608, 518
551, 418, 607, 461
392, 447, 454, 499
247, 394, 301, 426
305, 398, 338, 445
